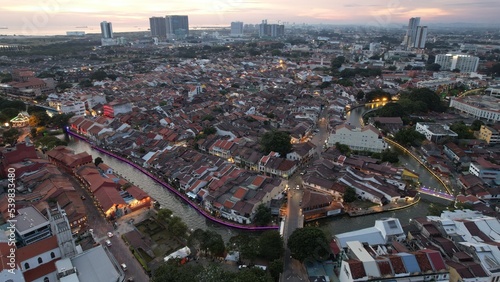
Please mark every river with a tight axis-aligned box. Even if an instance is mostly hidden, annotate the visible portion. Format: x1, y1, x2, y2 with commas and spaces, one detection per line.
346, 103, 447, 193
67, 102, 437, 238
67, 138, 237, 240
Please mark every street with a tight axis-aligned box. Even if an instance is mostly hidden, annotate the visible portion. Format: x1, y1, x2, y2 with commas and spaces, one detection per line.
66, 173, 150, 282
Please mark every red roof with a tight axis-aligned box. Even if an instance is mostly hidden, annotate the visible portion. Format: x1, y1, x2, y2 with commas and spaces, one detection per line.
94, 187, 127, 212
17, 236, 59, 263
233, 187, 247, 200
127, 185, 149, 200
420, 249, 446, 271
23, 259, 59, 282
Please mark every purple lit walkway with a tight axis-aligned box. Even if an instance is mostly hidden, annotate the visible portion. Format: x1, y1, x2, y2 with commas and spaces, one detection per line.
66, 130, 278, 231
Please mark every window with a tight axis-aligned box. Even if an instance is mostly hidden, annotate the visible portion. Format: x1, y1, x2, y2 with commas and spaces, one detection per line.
38, 257, 43, 264
44, 278, 49, 282
24, 262, 30, 270
50, 252, 55, 259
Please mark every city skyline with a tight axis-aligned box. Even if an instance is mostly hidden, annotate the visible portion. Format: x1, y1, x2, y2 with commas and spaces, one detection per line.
1, 0, 500, 34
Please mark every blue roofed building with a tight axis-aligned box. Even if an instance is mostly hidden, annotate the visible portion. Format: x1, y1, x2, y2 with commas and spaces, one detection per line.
397, 252, 421, 274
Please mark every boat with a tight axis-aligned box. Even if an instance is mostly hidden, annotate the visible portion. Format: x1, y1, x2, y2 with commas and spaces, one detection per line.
0, 27, 8, 29
75, 26, 88, 28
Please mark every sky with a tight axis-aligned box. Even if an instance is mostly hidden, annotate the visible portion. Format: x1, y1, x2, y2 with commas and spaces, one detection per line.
1, 0, 499, 34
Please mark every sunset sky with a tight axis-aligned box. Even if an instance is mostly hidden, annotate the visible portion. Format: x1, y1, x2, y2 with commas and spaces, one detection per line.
1, 0, 499, 33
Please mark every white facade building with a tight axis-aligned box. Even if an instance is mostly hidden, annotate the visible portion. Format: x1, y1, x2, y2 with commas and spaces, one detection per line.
415, 122, 458, 143
327, 124, 387, 153
449, 95, 500, 122
435, 54, 479, 73
58, 101, 86, 116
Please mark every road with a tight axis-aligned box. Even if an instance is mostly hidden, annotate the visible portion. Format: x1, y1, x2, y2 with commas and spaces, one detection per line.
66, 173, 150, 282
281, 108, 330, 281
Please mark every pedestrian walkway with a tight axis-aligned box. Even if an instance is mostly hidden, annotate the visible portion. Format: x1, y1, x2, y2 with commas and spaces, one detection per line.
347, 197, 420, 217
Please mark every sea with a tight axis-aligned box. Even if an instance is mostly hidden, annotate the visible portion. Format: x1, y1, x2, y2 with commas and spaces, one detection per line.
0, 24, 229, 37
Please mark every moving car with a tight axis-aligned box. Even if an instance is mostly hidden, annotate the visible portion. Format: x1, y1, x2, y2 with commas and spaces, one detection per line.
107, 232, 114, 238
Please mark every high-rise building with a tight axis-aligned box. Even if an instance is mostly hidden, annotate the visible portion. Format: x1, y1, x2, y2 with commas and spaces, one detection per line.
230, 21, 243, 37
414, 26, 427, 49
403, 17, 419, 47
166, 15, 189, 39
435, 54, 479, 73
150, 16, 167, 38
100, 21, 113, 39
258, 20, 284, 38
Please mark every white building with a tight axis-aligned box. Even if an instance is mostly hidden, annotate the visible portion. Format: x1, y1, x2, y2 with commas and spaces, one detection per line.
435, 54, 479, 73
57, 101, 86, 116
335, 218, 406, 248
449, 95, 500, 122
415, 122, 458, 143
469, 158, 500, 182
327, 124, 387, 153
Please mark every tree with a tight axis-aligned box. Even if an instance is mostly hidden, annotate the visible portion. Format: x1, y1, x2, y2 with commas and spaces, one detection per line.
393, 128, 426, 146
157, 208, 173, 222
34, 136, 67, 150
450, 121, 474, 139
253, 204, 272, 226
343, 187, 357, 203
28, 111, 50, 127
152, 259, 201, 282
269, 259, 284, 281
2, 128, 20, 145
331, 56, 345, 69
228, 234, 259, 263
94, 157, 103, 167
287, 227, 329, 262
202, 230, 225, 256
169, 216, 188, 238
90, 69, 108, 81
259, 230, 284, 261
335, 142, 351, 155
471, 120, 484, 131
259, 130, 292, 157
426, 63, 441, 72
49, 113, 74, 129
380, 149, 399, 163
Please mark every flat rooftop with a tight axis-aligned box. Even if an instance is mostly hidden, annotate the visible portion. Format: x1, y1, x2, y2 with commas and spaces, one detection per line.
14, 206, 49, 234
71, 245, 121, 282
452, 95, 500, 112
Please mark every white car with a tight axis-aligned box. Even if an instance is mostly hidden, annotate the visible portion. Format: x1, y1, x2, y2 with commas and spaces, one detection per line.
107, 232, 114, 238
121, 263, 128, 271
296, 185, 300, 190
105, 239, 112, 247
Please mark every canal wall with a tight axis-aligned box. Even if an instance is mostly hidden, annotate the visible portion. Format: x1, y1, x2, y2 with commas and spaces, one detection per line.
66, 130, 278, 231
383, 137, 454, 195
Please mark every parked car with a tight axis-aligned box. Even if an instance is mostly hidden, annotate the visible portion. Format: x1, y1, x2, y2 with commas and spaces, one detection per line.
107, 232, 114, 238
105, 239, 112, 247
121, 263, 127, 271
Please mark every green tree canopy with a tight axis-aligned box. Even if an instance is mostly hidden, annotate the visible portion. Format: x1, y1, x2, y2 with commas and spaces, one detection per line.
253, 204, 272, 226
335, 142, 351, 156
2, 128, 20, 145
258, 230, 284, 261
228, 234, 259, 263
259, 130, 292, 157
94, 157, 103, 167
380, 149, 399, 163
450, 121, 474, 139
343, 186, 357, 203
400, 88, 446, 112
393, 127, 426, 147
288, 227, 330, 262
34, 136, 67, 150
365, 89, 391, 102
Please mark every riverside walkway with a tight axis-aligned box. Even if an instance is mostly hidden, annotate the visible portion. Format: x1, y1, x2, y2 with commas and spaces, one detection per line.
67, 129, 278, 231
